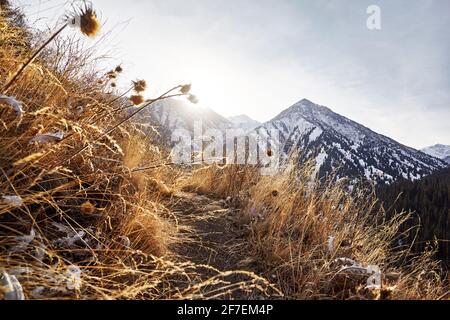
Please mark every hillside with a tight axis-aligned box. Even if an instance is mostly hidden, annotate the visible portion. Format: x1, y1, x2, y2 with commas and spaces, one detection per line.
228, 114, 261, 131
0, 1, 448, 300
422, 144, 450, 164
252, 99, 447, 184
377, 168, 450, 267
135, 97, 231, 146
141, 97, 447, 185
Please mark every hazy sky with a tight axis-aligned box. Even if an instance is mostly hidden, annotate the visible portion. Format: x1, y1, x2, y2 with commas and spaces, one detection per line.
17, 0, 450, 149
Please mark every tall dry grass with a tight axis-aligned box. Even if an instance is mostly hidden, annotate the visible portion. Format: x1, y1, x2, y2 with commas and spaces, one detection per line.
2, 1, 448, 301
0, 3, 272, 300
186, 164, 449, 300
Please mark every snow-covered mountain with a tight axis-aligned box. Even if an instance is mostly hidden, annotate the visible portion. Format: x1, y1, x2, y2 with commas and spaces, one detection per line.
421, 144, 450, 164
135, 97, 446, 184
253, 99, 447, 184
136, 99, 261, 145
228, 115, 261, 131
134, 98, 231, 144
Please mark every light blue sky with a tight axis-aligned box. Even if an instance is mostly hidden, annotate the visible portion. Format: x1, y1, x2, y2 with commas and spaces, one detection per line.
18, 0, 450, 149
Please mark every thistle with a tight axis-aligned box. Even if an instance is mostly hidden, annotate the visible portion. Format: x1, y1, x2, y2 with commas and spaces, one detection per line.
2, 2, 101, 93
80, 201, 96, 215
187, 94, 199, 104
133, 80, 147, 93
115, 65, 123, 73
106, 70, 117, 79
129, 95, 145, 106
180, 84, 191, 94
68, 2, 100, 38
73, 5, 100, 37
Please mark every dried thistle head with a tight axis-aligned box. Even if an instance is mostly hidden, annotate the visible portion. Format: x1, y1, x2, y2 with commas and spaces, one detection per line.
130, 95, 145, 106
187, 94, 199, 104
133, 80, 147, 93
68, 3, 101, 38
267, 149, 273, 157
180, 84, 191, 94
115, 65, 123, 73
272, 190, 279, 197
110, 82, 117, 88
80, 201, 96, 215
106, 70, 117, 79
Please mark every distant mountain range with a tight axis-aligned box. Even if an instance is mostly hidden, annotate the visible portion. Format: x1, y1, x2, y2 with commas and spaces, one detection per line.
421, 144, 450, 164
137, 98, 447, 184
137, 98, 230, 135
228, 115, 261, 131
252, 99, 447, 184
135, 98, 260, 139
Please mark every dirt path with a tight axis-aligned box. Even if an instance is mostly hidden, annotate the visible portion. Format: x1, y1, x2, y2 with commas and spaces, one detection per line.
167, 191, 279, 299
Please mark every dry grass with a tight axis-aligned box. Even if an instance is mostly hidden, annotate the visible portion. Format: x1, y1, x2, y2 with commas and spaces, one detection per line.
1, 2, 448, 301
0, 3, 272, 300
186, 164, 449, 300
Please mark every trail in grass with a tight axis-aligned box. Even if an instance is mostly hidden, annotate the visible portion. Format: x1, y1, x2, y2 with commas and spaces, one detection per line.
166, 191, 279, 299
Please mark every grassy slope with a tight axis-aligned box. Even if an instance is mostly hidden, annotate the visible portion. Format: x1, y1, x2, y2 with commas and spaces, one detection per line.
0, 4, 272, 300
0, 3, 448, 300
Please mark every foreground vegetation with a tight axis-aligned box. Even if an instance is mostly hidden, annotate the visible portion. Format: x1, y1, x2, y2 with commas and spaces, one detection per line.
0, 1, 448, 300
184, 164, 447, 299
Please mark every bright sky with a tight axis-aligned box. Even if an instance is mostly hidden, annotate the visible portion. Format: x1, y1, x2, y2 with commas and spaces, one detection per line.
16, 0, 450, 149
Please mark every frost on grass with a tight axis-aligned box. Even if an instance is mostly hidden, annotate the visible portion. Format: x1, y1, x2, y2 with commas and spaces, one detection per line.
0, 271, 25, 300
29, 131, 64, 144
0, 94, 24, 118
1, 195, 24, 207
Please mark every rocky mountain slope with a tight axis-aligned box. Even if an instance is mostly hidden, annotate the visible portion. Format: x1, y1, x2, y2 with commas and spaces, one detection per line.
252, 99, 447, 184
228, 114, 261, 131
421, 144, 450, 164
137, 97, 446, 184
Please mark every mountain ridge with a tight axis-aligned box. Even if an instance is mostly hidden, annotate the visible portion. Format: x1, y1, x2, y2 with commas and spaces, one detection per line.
421, 144, 450, 164
135, 97, 446, 184
253, 99, 447, 184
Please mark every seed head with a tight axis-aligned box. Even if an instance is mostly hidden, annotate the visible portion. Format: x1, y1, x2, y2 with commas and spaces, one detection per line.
80, 201, 96, 215
272, 190, 279, 197
133, 80, 147, 93
106, 70, 117, 79
180, 84, 191, 94
70, 4, 101, 38
187, 94, 199, 104
267, 149, 273, 157
115, 65, 123, 73
130, 95, 145, 106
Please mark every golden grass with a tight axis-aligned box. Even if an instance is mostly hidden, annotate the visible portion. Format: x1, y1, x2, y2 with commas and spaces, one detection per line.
185, 164, 449, 300
1, 2, 448, 301
0, 5, 271, 300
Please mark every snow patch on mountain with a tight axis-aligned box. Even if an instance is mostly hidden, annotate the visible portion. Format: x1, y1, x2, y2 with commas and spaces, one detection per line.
228, 115, 260, 131
421, 144, 450, 164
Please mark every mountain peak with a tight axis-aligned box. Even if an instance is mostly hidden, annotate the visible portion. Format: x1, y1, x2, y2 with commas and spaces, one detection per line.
291, 98, 320, 110
255, 100, 447, 184
276, 98, 325, 120
297, 98, 315, 105
228, 114, 261, 131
